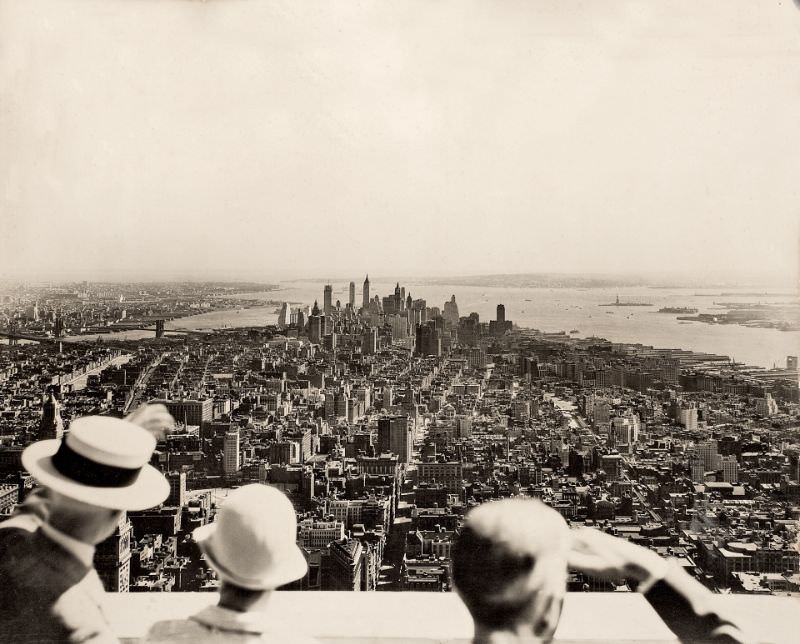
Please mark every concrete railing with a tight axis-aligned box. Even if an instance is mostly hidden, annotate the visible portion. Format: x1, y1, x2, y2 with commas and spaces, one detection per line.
105, 591, 799, 643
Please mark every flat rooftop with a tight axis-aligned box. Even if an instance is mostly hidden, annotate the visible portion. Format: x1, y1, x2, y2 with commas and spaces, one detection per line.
105, 591, 799, 643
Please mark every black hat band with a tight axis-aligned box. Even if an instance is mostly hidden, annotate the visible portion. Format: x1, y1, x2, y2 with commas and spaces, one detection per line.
51, 439, 142, 488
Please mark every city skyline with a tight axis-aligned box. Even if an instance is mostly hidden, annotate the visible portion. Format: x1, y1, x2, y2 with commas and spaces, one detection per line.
2, 1, 799, 282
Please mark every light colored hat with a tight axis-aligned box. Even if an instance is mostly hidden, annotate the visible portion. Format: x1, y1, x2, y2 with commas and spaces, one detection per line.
21, 415, 169, 511
193, 484, 308, 590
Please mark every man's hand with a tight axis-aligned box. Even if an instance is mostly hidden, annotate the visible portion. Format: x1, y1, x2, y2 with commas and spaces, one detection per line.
567, 527, 667, 585
526, 547, 567, 639
125, 404, 175, 440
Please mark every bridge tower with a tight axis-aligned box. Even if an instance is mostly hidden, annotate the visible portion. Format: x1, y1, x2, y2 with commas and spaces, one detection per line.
155, 319, 165, 338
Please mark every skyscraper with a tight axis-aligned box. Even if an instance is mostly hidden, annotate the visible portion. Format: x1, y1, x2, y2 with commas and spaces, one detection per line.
224, 430, 241, 477
362, 275, 370, 309
310, 316, 323, 344
324, 284, 333, 316
721, 455, 739, 483
415, 321, 441, 357
39, 393, 64, 441
497, 304, 505, 324
94, 513, 132, 592
278, 302, 289, 328
349, 282, 355, 308
443, 295, 459, 327
698, 440, 720, 471
377, 415, 411, 463
362, 328, 378, 355
166, 471, 187, 507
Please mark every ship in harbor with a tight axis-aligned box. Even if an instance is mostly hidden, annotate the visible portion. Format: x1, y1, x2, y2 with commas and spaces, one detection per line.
598, 295, 653, 307
658, 306, 699, 314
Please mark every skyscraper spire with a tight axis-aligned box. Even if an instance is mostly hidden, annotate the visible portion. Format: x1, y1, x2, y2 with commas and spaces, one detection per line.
362, 275, 370, 310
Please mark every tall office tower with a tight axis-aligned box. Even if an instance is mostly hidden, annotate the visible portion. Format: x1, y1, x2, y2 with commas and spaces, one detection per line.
297, 310, 306, 333
497, 304, 506, 324
224, 430, 241, 477
394, 283, 403, 312
383, 385, 393, 408
362, 327, 378, 355
611, 414, 639, 454
324, 284, 333, 316
377, 415, 411, 463
389, 314, 408, 340
678, 404, 698, 430
310, 314, 323, 344
755, 393, 779, 417
166, 471, 187, 507
308, 301, 321, 341
415, 321, 441, 357
443, 295, 459, 327
94, 513, 132, 592
362, 275, 370, 309
690, 458, 705, 482
349, 282, 356, 308
788, 356, 798, 370
278, 302, 289, 328
39, 393, 64, 441
698, 440, 720, 471
721, 455, 739, 483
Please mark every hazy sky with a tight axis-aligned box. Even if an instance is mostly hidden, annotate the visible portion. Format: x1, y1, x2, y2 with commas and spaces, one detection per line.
1, 0, 799, 283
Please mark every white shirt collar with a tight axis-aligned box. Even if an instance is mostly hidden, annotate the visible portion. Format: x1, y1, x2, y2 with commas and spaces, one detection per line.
191, 605, 271, 635
40, 522, 96, 568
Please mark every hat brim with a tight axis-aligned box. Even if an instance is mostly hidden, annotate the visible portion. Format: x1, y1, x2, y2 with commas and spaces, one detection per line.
22, 439, 169, 511
194, 522, 308, 590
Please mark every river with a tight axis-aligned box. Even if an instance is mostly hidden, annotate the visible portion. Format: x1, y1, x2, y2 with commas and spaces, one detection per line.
66, 280, 799, 369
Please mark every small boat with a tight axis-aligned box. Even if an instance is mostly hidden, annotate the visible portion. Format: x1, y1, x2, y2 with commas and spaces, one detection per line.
569, 329, 579, 334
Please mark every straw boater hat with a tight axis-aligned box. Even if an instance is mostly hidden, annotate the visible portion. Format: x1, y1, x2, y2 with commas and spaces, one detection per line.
21, 415, 169, 511
193, 484, 308, 590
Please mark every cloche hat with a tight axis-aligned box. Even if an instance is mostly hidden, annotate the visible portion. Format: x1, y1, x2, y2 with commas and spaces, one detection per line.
193, 484, 308, 590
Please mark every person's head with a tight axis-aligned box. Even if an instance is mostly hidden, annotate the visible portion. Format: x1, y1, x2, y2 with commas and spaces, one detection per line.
193, 484, 308, 609
21, 415, 170, 544
47, 490, 123, 544
453, 499, 570, 641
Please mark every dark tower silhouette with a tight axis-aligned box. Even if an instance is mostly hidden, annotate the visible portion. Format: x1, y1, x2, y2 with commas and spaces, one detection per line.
155, 319, 165, 338
362, 275, 370, 309
39, 393, 64, 441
